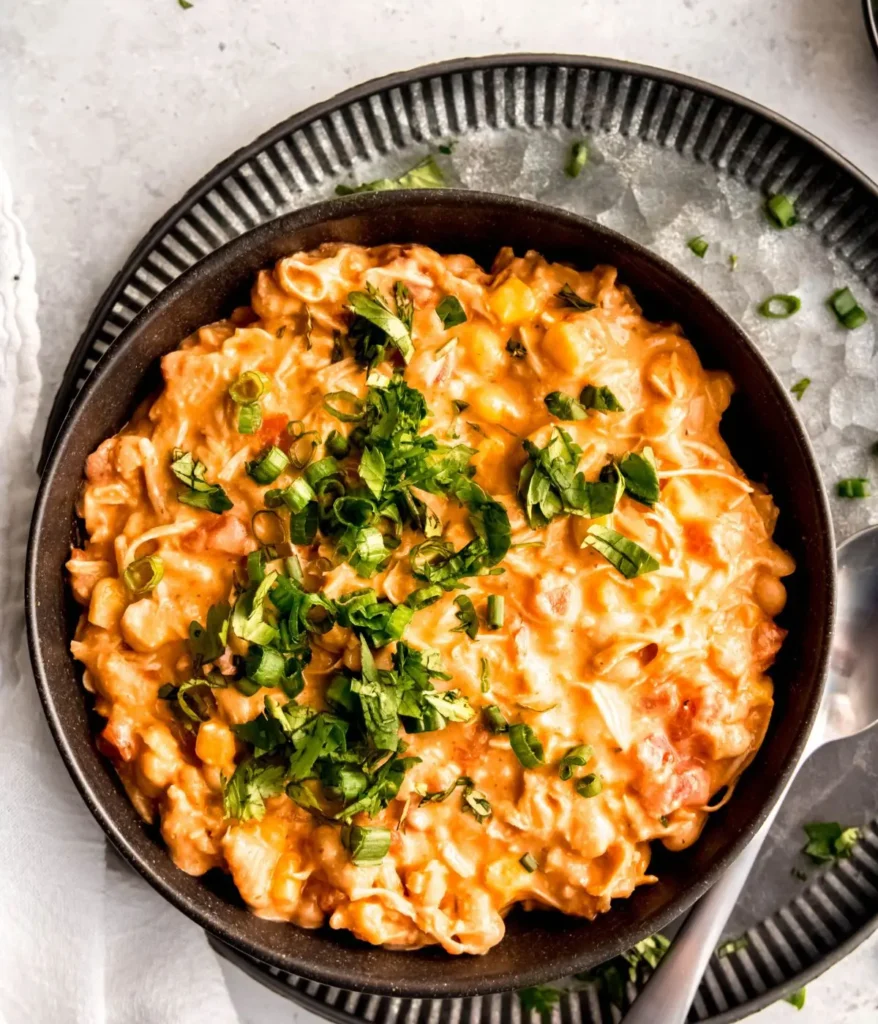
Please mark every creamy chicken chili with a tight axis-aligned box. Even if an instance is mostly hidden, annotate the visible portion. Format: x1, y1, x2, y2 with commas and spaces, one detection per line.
67, 243, 793, 954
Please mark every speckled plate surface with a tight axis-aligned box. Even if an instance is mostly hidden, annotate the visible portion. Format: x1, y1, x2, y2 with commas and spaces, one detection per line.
43, 55, 878, 1022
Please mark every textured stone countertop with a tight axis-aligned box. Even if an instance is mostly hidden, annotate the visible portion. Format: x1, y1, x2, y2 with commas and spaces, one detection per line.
2, 1, 878, 1021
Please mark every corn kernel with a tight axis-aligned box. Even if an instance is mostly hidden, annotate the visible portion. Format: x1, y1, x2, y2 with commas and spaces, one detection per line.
271, 852, 306, 906
460, 322, 506, 375
469, 384, 525, 426
88, 576, 128, 630
195, 719, 236, 767
543, 320, 598, 375
488, 278, 538, 325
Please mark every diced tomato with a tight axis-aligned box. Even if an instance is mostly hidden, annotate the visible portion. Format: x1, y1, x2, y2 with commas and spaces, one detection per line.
258, 414, 290, 448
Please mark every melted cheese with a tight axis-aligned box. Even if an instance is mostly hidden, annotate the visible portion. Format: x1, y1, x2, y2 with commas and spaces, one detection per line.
67, 243, 794, 954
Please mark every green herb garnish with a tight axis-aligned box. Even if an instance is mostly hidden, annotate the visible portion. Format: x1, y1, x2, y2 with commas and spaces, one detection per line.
509, 723, 545, 768
558, 743, 593, 781
518, 427, 623, 528
758, 294, 801, 319
619, 447, 660, 507
348, 283, 414, 365
766, 194, 798, 228
342, 824, 391, 865
790, 377, 811, 401
544, 391, 589, 421
170, 449, 233, 513
837, 477, 871, 499
123, 555, 164, 596
519, 852, 539, 872
828, 287, 868, 330
436, 295, 467, 329
687, 235, 708, 258
583, 524, 660, 578
716, 936, 749, 958
452, 594, 479, 640
575, 772, 603, 798
246, 444, 290, 485
486, 594, 504, 630
519, 985, 560, 1022
335, 155, 445, 196
802, 821, 862, 862
579, 384, 624, 412
557, 283, 596, 311
565, 141, 588, 178
785, 988, 806, 1010
483, 705, 508, 733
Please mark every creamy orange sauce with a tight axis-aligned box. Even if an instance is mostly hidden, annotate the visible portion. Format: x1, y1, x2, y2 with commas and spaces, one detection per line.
67, 243, 793, 954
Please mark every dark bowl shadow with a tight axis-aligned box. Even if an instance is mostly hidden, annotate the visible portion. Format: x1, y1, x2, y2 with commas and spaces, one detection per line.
26, 189, 835, 998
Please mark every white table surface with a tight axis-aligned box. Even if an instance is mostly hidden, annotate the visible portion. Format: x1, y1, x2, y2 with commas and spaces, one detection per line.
2, 1, 878, 1021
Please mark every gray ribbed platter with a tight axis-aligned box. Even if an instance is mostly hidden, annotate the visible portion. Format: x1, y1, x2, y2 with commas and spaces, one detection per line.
45, 55, 878, 1023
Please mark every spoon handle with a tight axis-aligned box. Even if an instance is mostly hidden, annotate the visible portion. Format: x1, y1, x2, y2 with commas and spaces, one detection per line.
621, 755, 807, 1024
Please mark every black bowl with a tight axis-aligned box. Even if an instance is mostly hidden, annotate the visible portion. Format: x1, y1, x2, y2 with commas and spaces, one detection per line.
26, 190, 835, 998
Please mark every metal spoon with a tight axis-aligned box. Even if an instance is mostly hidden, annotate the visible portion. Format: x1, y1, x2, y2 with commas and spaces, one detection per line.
623, 524, 878, 1024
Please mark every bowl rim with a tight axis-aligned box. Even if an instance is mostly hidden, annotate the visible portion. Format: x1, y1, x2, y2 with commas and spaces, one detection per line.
39, 51, 878, 470
26, 189, 836, 996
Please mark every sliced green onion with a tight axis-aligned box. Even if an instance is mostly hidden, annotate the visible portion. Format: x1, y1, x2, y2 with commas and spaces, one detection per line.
519, 852, 539, 872
509, 723, 545, 768
575, 773, 603, 798
486, 594, 504, 630
289, 502, 319, 545
304, 457, 340, 489
342, 824, 391, 865
246, 445, 289, 485
452, 594, 479, 640
687, 236, 708, 258
766, 194, 798, 228
251, 509, 285, 548
289, 434, 318, 470
828, 287, 868, 330
246, 549, 265, 584
229, 370, 269, 404
758, 294, 801, 319
237, 402, 263, 434
728, 254, 738, 271
284, 553, 303, 582
461, 784, 492, 824
837, 477, 871, 498
565, 141, 588, 179
266, 476, 315, 513
559, 743, 593, 781
232, 675, 262, 696
479, 656, 490, 693
122, 555, 164, 596
323, 390, 364, 422
452, 399, 470, 415
243, 645, 286, 687
483, 705, 508, 733
405, 585, 444, 611
325, 430, 350, 460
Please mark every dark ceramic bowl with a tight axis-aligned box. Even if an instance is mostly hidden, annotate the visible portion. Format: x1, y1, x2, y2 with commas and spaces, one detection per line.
27, 190, 834, 998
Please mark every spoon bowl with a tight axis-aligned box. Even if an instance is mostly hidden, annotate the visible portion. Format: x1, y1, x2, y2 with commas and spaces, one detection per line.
821, 524, 878, 746
623, 522, 878, 1023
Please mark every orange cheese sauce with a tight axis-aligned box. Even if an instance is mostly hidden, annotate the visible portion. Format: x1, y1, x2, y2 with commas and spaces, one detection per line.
67, 243, 793, 954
